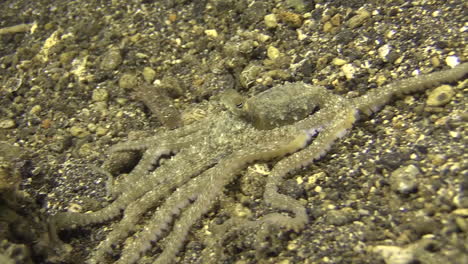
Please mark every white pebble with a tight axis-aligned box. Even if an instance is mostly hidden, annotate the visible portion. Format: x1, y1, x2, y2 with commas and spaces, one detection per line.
445, 55, 459, 68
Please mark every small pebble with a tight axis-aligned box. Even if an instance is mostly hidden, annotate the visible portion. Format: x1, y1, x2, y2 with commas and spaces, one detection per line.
385, 30, 396, 39
87, 123, 96, 132
322, 21, 334, 32
449, 131, 460, 139
332, 58, 347, 66
240, 63, 262, 88
119, 73, 139, 90
96, 126, 108, 136
372, 245, 415, 264
238, 40, 254, 54
330, 14, 341, 26
426, 85, 454, 106
77, 143, 96, 158
100, 49, 122, 71
29, 105, 42, 115
264, 14, 278, 28
267, 46, 281, 60
233, 203, 252, 218
430, 56, 441, 67
376, 75, 388, 86
390, 164, 420, 194
341, 63, 357, 80
278, 10, 303, 28
69, 126, 90, 138
142, 67, 156, 83
445, 55, 459, 68
378, 44, 391, 61
347, 9, 371, 29
0, 119, 16, 129
204, 29, 218, 38
92, 88, 109, 102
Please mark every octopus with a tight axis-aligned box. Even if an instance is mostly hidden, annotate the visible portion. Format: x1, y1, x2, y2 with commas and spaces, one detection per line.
50, 63, 468, 264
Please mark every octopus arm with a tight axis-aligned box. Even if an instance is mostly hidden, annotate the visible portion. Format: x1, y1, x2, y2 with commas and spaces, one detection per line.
110, 133, 311, 264
90, 148, 221, 263
107, 146, 174, 196
51, 150, 219, 232
196, 105, 358, 262
352, 63, 468, 115
263, 106, 357, 231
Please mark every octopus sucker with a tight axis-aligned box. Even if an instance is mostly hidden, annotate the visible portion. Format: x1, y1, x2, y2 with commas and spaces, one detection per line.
50, 63, 467, 264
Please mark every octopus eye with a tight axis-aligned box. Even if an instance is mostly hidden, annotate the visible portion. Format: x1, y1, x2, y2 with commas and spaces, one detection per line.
235, 102, 244, 108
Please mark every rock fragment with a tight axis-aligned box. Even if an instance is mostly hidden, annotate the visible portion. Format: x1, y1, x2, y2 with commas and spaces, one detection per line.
426, 85, 454, 106
390, 164, 420, 194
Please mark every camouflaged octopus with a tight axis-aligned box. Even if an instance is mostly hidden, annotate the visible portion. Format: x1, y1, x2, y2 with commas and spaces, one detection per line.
51, 63, 468, 264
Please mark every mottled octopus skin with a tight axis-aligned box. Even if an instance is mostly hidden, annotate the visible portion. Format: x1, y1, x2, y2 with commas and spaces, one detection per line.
50, 63, 468, 264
